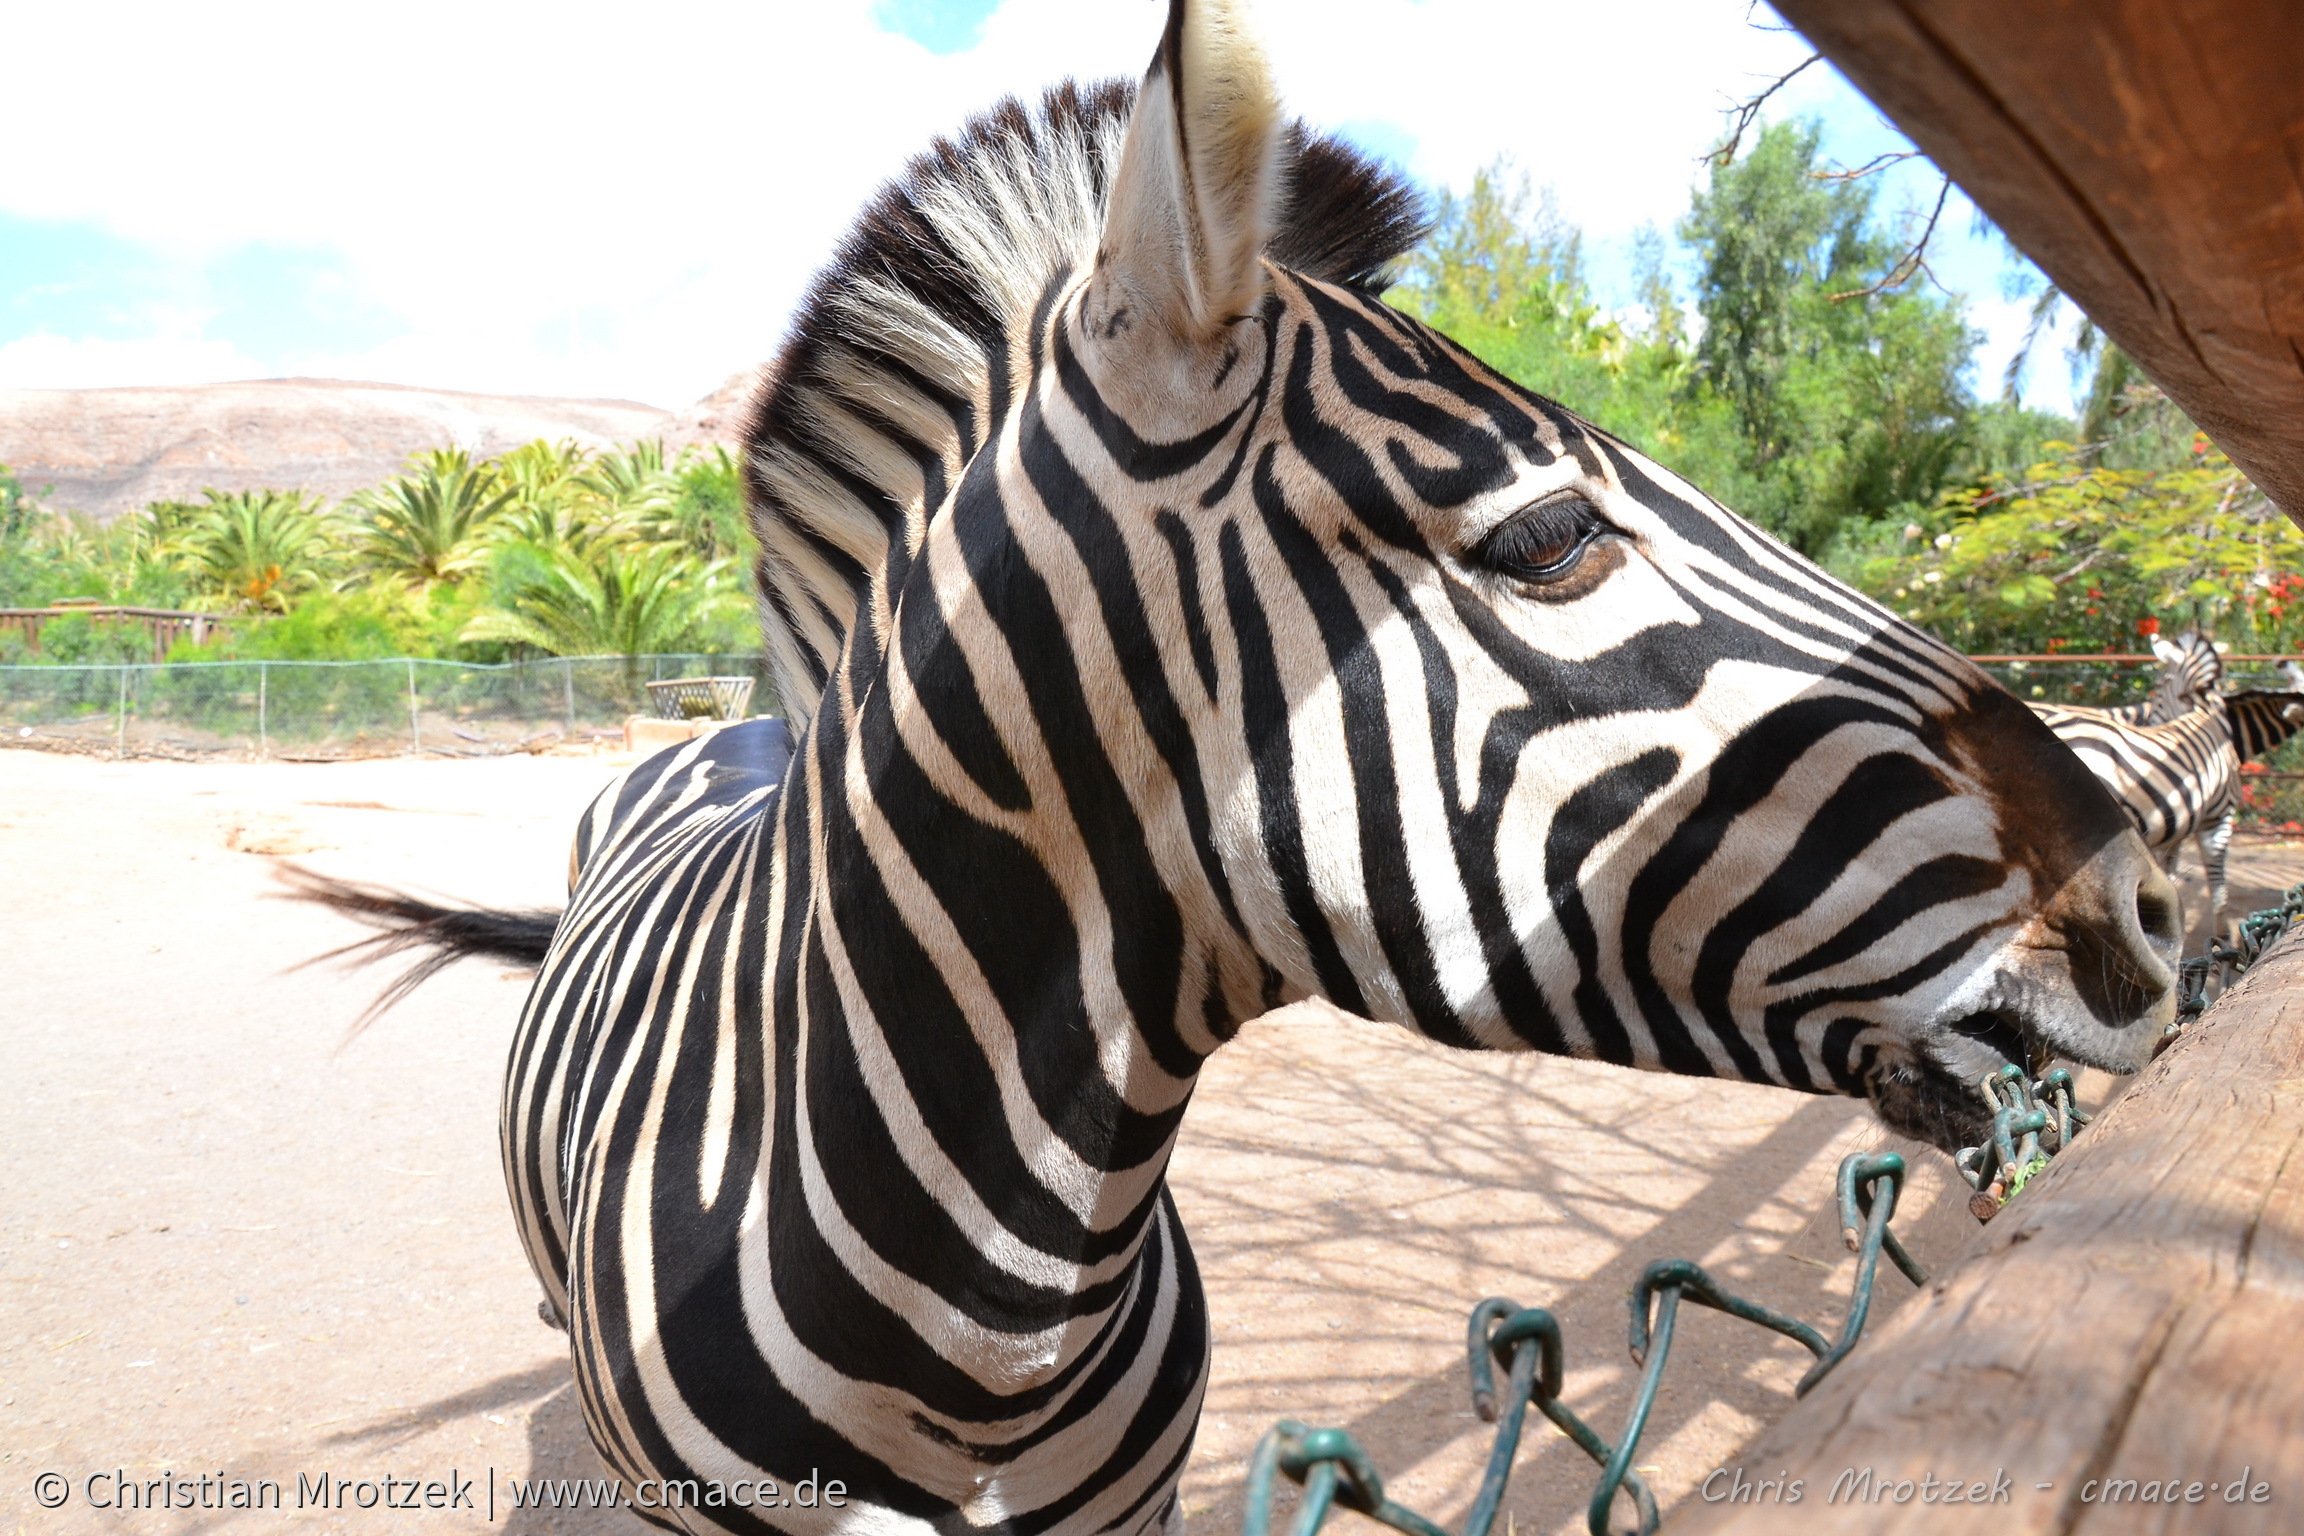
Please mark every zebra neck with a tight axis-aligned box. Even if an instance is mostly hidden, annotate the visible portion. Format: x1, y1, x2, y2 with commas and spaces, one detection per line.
764, 681, 1227, 1398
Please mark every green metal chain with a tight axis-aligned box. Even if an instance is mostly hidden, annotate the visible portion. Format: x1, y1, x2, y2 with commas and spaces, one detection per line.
2176, 879, 2304, 1025
1958, 877, 2304, 1217
1952, 1065, 2086, 1219
1240, 1153, 1923, 1536
1242, 885, 2304, 1535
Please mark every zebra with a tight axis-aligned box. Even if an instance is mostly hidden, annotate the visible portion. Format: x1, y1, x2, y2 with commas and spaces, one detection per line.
299, 2, 2180, 1530
2032, 633, 2304, 938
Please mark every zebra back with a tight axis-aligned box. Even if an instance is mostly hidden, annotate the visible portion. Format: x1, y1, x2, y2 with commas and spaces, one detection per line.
2226, 689, 2304, 762
2031, 697, 2236, 849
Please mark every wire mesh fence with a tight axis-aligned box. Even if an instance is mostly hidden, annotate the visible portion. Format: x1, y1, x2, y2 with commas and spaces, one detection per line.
0, 654, 775, 760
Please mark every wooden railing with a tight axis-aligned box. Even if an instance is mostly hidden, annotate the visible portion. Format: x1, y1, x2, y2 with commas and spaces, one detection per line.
0, 605, 244, 663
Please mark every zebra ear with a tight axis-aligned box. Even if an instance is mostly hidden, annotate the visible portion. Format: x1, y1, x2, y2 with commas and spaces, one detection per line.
1090, 0, 1284, 346
2151, 636, 2184, 666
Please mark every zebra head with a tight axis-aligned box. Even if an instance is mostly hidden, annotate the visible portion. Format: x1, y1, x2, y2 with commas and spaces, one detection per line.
2148, 630, 2225, 716
748, 0, 2178, 1158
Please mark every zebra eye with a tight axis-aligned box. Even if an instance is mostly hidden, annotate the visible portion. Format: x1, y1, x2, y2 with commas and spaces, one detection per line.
1472, 493, 1607, 584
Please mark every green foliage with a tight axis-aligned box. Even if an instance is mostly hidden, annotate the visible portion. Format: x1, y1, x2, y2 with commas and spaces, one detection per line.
462, 538, 748, 658
189, 588, 447, 662
1390, 169, 1759, 516
175, 489, 344, 613
33, 612, 150, 665
1392, 127, 1978, 557
493, 439, 603, 548
1850, 441, 2303, 655
1680, 122, 1975, 551
581, 440, 677, 525
655, 446, 753, 563
1, 463, 38, 542
3, 434, 765, 663
348, 448, 511, 586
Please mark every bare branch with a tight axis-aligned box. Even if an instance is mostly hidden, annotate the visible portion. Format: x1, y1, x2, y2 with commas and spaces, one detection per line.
1708, 54, 1822, 166
1813, 149, 1924, 183
1828, 177, 1953, 302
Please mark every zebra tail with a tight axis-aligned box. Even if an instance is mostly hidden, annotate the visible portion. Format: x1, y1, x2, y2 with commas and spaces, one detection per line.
275, 863, 562, 1032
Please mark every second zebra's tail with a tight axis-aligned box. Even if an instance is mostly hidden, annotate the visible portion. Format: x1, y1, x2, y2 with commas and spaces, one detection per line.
279, 864, 562, 1030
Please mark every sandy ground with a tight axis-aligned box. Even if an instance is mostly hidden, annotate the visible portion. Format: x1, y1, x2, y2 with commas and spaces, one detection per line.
3, 744, 2296, 1535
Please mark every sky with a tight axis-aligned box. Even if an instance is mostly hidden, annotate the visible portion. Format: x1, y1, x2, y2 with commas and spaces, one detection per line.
0, 0, 2072, 414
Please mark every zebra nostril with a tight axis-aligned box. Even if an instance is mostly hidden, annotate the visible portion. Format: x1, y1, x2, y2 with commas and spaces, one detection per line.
2135, 872, 2182, 951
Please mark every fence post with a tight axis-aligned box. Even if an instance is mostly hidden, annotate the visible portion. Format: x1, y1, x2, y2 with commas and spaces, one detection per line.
407, 658, 421, 755
257, 662, 268, 758
115, 665, 128, 759
563, 657, 576, 734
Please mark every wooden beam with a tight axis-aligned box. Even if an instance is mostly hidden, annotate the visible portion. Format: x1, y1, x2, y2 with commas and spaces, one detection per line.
1673, 929, 2304, 1533
1770, 0, 2304, 523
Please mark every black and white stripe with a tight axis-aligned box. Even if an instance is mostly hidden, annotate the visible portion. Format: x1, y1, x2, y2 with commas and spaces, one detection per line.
308, 4, 2182, 1530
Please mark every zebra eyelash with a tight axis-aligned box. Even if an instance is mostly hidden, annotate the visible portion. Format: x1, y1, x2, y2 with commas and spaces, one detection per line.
1468, 492, 1613, 584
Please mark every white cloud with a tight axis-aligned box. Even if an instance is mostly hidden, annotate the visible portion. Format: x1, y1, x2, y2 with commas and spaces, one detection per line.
0, 1, 1984, 407
0, 333, 272, 392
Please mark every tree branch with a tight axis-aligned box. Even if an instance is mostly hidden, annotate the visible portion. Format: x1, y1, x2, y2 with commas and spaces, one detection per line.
1812, 149, 1924, 183
1828, 177, 1953, 302
1708, 54, 1822, 166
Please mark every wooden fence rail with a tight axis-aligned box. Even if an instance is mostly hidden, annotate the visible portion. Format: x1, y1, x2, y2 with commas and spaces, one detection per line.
1675, 930, 2304, 1534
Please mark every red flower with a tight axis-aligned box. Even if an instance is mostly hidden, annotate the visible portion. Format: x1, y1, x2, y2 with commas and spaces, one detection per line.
2137, 617, 2161, 636
2286, 821, 2302, 834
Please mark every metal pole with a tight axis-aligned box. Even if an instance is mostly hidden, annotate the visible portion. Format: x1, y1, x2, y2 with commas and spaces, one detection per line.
115, 665, 128, 759
563, 657, 575, 734
407, 658, 421, 754
258, 662, 268, 758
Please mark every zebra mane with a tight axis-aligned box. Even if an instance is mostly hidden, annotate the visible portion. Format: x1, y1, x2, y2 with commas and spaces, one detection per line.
740, 77, 1427, 720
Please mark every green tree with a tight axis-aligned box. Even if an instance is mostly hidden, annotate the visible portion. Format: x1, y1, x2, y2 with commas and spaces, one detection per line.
1681, 120, 1976, 552
461, 539, 745, 657
582, 439, 677, 523
494, 439, 611, 549
0, 463, 37, 542
176, 489, 341, 613
1388, 165, 1757, 509
349, 448, 511, 586
1852, 441, 2300, 655
651, 445, 752, 562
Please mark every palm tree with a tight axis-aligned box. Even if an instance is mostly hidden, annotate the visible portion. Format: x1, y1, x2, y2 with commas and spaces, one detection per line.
581, 439, 677, 524
460, 538, 743, 657
176, 489, 340, 612
493, 439, 601, 548
649, 445, 751, 561
348, 448, 510, 586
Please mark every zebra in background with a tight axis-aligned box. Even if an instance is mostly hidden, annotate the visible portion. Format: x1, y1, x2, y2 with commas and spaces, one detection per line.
2031, 632, 2304, 939
300, 1, 2180, 1529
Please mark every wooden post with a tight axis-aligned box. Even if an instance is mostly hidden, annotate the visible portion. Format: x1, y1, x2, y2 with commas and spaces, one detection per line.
1677, 931, 2304, 1534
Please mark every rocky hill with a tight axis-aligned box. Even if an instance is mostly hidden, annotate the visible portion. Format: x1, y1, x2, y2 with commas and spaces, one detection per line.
0, 375, 756, 522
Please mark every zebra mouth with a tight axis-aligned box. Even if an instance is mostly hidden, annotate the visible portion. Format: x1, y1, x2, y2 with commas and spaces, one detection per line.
1945, 1008, 2051, 1078
1866, 1008, 2049, 1153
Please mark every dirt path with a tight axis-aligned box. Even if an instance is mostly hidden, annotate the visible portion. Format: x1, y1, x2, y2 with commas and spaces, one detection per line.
4, 747, 2283, 1534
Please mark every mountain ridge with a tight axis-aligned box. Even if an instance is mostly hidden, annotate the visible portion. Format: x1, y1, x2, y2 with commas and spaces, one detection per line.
0, 374, 755, 522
